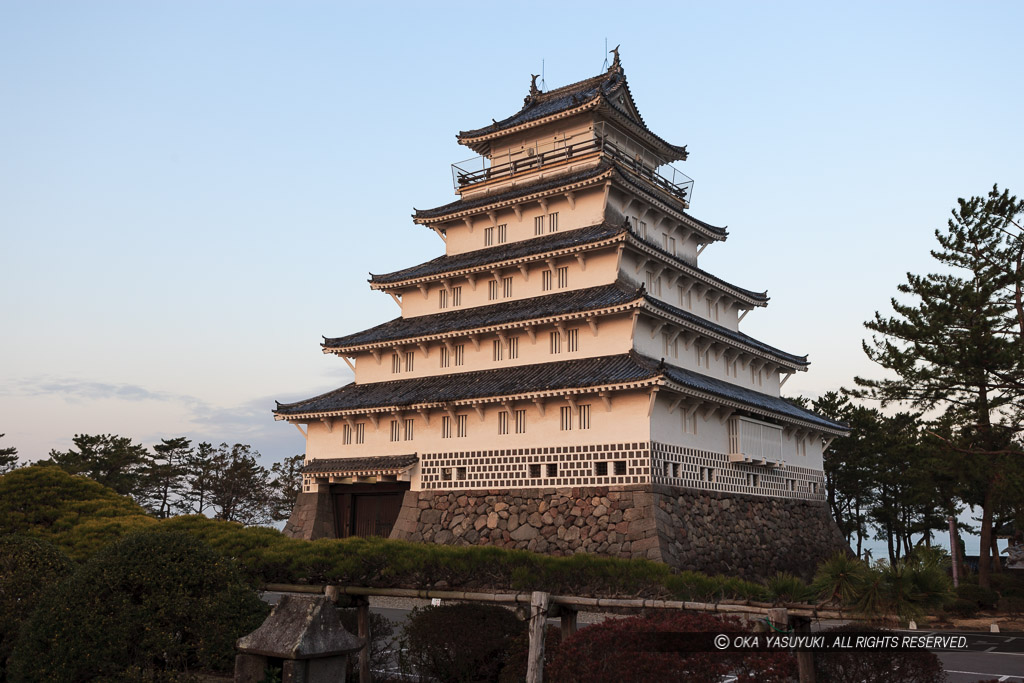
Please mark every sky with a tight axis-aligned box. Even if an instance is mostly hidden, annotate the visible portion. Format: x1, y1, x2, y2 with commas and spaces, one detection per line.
2, 2, 1023, 547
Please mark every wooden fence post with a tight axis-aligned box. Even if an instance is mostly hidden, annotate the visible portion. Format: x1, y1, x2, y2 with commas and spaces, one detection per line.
356, 597, 371, 683
560, 608, 577, 641
791, 614, 815, 683
526, 591, 550, 683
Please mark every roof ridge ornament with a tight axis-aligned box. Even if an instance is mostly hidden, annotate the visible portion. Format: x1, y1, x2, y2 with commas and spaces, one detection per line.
530, 73, 541, 97
609, 45, 622, 73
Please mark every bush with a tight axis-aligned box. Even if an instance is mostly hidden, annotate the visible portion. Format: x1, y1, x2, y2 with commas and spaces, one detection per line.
854, 558, 953, 621
0, 465, 154, 560
997, 596, 1024, 616
814, 624, 945, 682
0, 535, 73, 681
944, 598, 979, 619
7, 528, 269, 681
397, 603, 524, 682
812, 552, 869, 605
765, 571, 816, 604
956, 583, 999, 610
546, 611, 795, 683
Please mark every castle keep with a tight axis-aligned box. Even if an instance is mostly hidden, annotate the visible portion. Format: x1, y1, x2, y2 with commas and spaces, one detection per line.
275, 53, 849, 579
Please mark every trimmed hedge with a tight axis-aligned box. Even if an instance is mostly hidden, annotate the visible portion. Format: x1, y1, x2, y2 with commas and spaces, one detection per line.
7, 528, 268, 681
0, 466, 154, 560
0, 536, 73, 681
813, 624, 945, 682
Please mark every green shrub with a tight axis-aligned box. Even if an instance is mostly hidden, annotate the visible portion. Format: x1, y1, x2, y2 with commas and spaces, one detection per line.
814, 624, 945, 682
854, 558, 952, 621
944, 598, 979, 619
0, 465, 154, 560
397, 603, 524, 683
956, 583, 999, 609
765, 571, 816, 604
7, 528, 269, 681
997, 595, 1024, 616
812, 552, 869, 605
545, 611, 795, 683
0, 535, 73, 681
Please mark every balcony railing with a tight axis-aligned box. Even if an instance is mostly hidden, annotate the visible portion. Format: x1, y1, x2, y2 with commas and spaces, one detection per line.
451, 135, 694, 206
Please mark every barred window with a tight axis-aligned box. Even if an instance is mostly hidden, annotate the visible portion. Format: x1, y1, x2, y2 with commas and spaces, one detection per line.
664, 234, 676, 255
578, 404, 591, 430
559, 405, 572, 431
390, 420, 400, 442
613, 460, 626, 475
567, 328, 579, 352
484, 226, 494, 246
391, 353, 401, 374
439, 288, 448, 309
514, 409, 526, 433
557, 266, 568, 288
548, 212, 559, 232
546, 463, 558, 477
529, 463, 541, 478
404, 350, 414, 372
549, 331, 561, 354
442, 415, 452, 439
498, 411, 509, 435
594, 461, 608, 476
454, 344, 465, 366
355, 423, 365, 444
492, 339, 503, 362
497, 223, 507, 243
638, 219, 647, 239
645, 271, 662, 295
542, 270, 552, 291
662, 332, 678, 358
343, 424, 353, 445
502, 276, 513, 298
456, 467, 467, 480
488, 280, 498, 301
440, 345, 450, 368
456, 414, 467, 438
404, 418, 414, 441
507, 336, 519, 359
679, 285, 691, 309
534, 215, 544, 235
452, 286, 462, 307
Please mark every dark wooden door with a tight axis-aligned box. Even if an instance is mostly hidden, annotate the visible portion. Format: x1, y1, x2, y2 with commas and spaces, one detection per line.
331, 483, 409, 538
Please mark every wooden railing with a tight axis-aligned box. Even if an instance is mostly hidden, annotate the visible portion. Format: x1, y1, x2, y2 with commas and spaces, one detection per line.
451, 136, 694, 206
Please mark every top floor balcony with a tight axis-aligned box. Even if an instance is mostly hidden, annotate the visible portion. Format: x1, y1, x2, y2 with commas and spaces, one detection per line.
451, 124, 694, 207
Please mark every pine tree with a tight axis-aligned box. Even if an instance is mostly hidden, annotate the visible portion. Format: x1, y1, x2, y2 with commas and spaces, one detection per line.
855, 186, 1024, 588
140, 437, 191, 518
0, 433, 18, 474
45, 434, 152, 500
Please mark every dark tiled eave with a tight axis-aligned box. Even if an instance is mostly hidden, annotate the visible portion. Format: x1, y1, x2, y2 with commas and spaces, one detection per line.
640, 295, 808, 367
413, 160, 725, 243
274, 352, 847, 434
456, 68, 687, 161
302, 454, 418, 475
369, 222, 625, 285
371, 218, 764, 307
324, 281, 801, 369
274, 354, 659, 417
324, 282, 639, 349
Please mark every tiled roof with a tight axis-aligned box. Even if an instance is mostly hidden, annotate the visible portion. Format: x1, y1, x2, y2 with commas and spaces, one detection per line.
658, 363, 845, 432
642, 296, 806, 366
413, 161, 725, 240
413, 161, 613, 220
302, 454, 418, 475
274, 352, 847, 433
324, 282, 639, 349
324, 279, 798, 366
369, 222, 625, 285
456, 67, 687, 160
274, 354, 657, 416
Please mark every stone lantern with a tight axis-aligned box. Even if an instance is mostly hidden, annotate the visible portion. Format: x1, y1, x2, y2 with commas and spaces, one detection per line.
235, 595, 364, 682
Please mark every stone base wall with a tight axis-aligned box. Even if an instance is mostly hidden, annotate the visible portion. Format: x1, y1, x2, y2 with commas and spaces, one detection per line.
284, 490, 335, 540
390, 484, 848, 581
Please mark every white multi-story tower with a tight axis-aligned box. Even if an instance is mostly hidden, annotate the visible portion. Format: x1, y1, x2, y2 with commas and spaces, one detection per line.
276, 54, 848, 578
